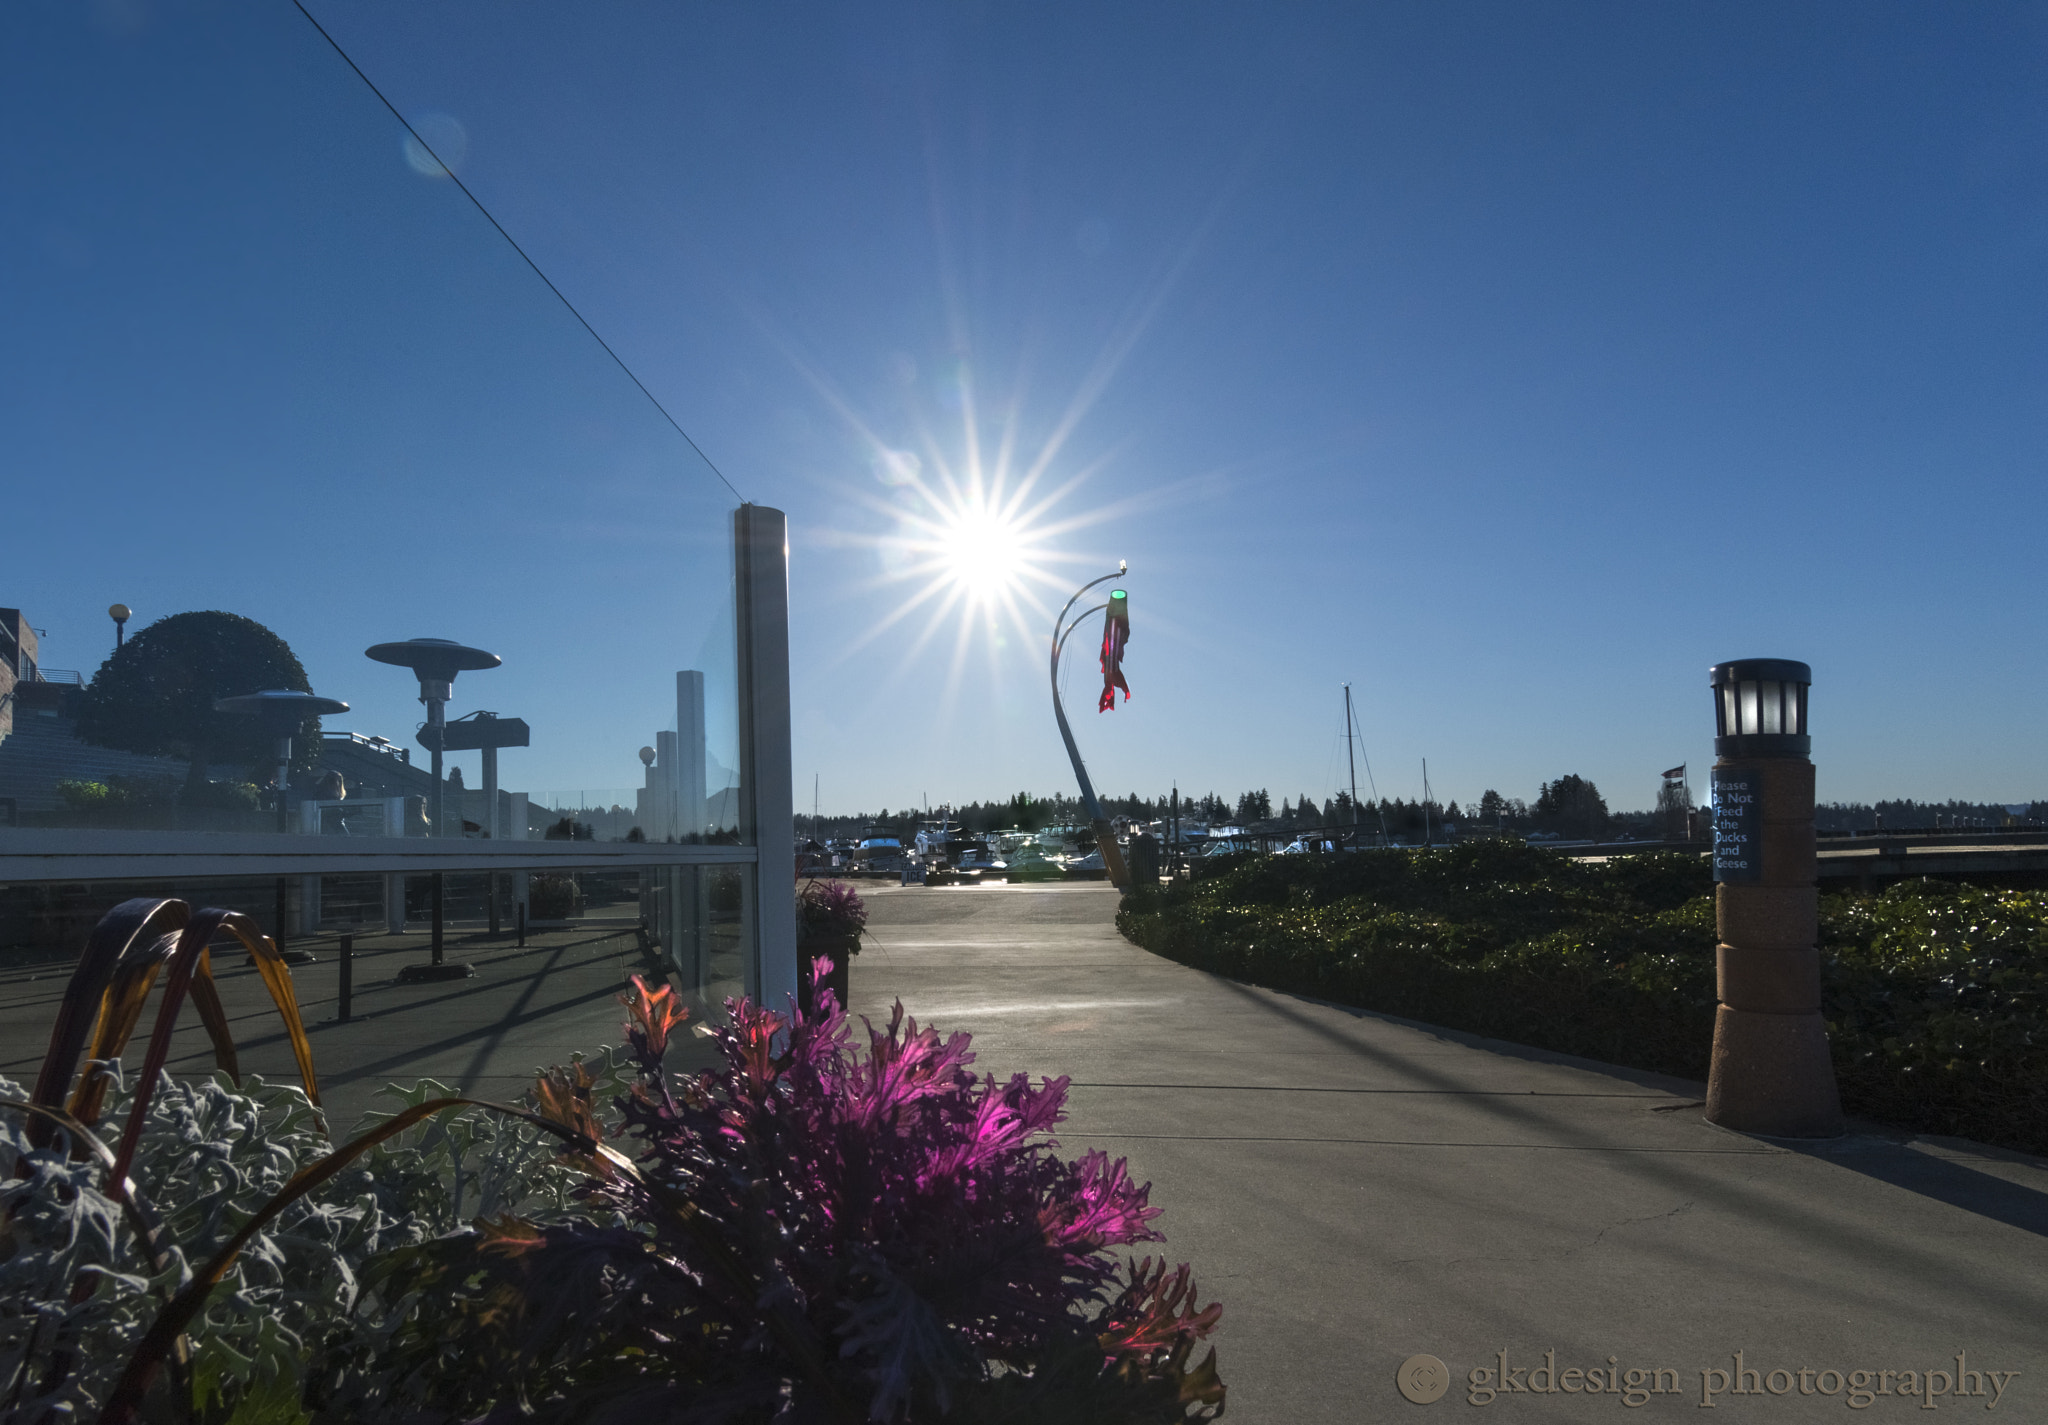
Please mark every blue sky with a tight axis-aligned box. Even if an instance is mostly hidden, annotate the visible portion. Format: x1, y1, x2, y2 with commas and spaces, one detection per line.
8, 2, 2048, 815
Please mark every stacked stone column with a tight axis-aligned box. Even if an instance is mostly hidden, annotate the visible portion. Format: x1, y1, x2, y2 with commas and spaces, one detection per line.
1704, 660, 1843, 1138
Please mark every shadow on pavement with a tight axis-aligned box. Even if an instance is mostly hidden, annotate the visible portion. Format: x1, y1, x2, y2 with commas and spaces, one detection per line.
1783, 1137, 2048, 1240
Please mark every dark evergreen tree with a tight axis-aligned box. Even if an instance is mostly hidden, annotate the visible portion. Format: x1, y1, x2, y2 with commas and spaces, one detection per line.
74, 610, 315, 795
1533, 774, 1608, 839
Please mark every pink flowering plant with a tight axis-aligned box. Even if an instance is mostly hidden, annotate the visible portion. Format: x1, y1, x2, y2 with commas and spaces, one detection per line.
309, 974, 1225, 1422
798, 878, 870, 950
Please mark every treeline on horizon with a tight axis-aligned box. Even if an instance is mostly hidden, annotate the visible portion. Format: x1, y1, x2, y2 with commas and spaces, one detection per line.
804, 783, 2048, 843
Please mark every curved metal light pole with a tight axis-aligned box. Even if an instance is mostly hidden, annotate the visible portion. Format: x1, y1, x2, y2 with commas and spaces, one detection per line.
1050, 564, 1131, 888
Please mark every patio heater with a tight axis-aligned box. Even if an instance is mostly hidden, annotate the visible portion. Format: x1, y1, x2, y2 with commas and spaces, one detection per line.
366, 637, 500, 981
431, 710, 530, 935
1705, 658, 1842, 1137
212, 688, 351, 833
1050, 565, 1131, 888
214, 687, 348, 965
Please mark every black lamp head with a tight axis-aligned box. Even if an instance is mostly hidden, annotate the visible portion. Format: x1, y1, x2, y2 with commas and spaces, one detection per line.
1710, 659, 1811, 758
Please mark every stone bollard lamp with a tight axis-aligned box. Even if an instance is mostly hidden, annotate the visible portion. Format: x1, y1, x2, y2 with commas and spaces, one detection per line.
1705, 658, 1844, 1137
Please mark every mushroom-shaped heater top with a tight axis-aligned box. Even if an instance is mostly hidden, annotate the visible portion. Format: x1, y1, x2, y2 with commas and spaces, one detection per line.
213, 688, 351, 727
365, 637, 500, 695
215, 690, 350, 832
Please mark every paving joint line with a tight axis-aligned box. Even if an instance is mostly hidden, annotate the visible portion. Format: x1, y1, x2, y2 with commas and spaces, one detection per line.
1063, 1133, 1785, 1153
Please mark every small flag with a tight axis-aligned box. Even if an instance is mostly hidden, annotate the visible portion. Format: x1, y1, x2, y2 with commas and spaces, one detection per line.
1661, 764, 1686, 780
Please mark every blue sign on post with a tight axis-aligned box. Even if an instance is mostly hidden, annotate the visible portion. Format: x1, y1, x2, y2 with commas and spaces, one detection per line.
1712, 768, 1762, 883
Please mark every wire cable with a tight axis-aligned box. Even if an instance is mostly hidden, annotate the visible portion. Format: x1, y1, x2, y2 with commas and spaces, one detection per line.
288, 0, 747, 504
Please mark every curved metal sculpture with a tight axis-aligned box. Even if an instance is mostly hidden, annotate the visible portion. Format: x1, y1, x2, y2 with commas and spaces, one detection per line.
1050, 566, 1132, 888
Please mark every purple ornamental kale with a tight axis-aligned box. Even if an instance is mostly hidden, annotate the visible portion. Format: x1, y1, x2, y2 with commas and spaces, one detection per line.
321, 977, 1224, 1422
797, 879, 870, 943
606, 973, 1221, 1420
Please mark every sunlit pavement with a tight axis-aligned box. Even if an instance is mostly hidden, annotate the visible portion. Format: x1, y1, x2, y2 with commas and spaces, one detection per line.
854, 882, 2048, 1422
7, 885, 2042, 1418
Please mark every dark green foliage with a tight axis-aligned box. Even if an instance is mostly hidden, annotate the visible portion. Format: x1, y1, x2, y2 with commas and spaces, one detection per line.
526, 875, 583, 920
1124, 846, 1716, 1079
1120, 851, 2048, 1155
56, 775, 177, 813
1532, 774, 1608, 839
1003, 791, 1055, 831
181, 778, 263, 811
1820, 880, 2048, 1153
73, 610, 316, 791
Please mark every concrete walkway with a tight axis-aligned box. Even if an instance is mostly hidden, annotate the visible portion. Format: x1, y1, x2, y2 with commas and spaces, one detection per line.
851, 882, 2047, 1421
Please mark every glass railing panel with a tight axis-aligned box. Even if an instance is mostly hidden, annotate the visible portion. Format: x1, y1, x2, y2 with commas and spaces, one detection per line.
0, 862, 732, 1125
0, 4, 744, 848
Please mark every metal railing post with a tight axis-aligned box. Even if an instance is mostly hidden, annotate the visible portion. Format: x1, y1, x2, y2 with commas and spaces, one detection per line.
338, 933, 353, 1023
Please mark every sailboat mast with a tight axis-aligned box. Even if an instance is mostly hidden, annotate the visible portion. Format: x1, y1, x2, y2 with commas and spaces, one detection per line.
1343, 684, 1360, 844
1422, 758, 1432, 848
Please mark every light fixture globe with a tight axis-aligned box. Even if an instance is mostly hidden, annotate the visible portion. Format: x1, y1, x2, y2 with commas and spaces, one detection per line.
1710, 658, 1810, 759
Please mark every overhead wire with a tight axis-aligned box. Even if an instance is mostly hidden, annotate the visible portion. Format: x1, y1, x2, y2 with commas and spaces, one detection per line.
288, 0, 746, 505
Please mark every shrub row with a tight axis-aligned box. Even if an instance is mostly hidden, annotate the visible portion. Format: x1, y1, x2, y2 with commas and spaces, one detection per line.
1118, 842, 2048, 1156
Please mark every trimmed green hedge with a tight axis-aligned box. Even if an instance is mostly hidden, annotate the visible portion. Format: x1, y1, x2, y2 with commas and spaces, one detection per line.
1118, 843, 2048, 1155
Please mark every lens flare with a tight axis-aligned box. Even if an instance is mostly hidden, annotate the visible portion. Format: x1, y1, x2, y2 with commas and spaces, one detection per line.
403, 112, 468, 177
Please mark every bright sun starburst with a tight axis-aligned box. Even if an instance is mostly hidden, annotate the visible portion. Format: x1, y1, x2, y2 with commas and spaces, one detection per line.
938, 505, 1031, 603
775, 238, 1208, 715
821, 434, 1112, 703
766, 164, 1218, 719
